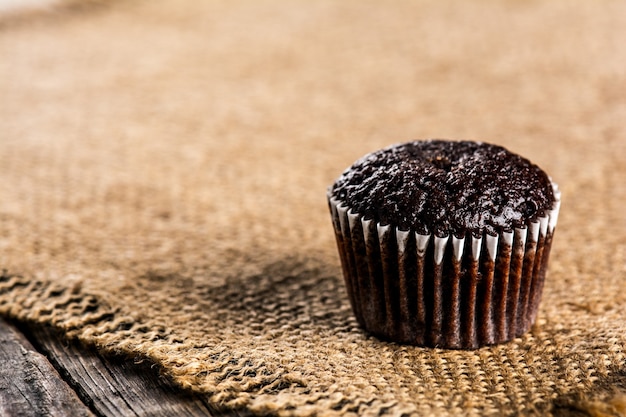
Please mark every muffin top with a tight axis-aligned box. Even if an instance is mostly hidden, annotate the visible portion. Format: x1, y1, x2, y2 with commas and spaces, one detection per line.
330, 140, 556, 237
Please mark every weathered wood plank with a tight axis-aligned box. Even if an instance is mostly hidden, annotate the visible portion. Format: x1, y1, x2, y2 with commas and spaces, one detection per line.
0, 317, 94, 417
20, 322, 253, 417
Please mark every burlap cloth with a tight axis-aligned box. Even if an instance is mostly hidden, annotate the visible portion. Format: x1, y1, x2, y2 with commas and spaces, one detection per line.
1, 1, 625, 415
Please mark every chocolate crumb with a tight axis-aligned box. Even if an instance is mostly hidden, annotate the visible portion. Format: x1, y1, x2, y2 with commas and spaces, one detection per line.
331, 140, 555, 237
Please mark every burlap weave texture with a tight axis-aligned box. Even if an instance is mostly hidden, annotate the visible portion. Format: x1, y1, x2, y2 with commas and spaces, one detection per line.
1, 1, 625, 415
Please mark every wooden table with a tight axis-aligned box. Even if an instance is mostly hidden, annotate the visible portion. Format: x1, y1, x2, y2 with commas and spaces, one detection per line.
0, 317, 252, 417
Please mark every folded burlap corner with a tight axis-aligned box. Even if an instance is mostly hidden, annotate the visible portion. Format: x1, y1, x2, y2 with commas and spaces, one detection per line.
1, 1, 625, 416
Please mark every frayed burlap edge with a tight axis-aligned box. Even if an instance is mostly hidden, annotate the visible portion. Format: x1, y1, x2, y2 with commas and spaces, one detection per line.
2, 269, 626, 417
0, 269, 416, 416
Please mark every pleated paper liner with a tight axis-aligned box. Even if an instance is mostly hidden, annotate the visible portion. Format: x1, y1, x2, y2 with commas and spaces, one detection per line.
328, 184, 561, 349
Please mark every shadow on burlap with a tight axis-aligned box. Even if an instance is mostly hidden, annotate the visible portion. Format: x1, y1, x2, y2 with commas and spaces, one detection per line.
1, 0, 625, 415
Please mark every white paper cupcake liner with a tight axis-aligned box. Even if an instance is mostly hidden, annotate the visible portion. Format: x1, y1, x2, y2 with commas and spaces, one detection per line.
328, 183, 561, 349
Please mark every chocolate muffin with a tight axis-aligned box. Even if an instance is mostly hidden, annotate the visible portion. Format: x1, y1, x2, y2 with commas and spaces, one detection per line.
327, 140, 561, 348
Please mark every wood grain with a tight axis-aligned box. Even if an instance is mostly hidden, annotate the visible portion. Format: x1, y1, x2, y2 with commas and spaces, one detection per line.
19, 322, 253, 417
0, 317, 94, 417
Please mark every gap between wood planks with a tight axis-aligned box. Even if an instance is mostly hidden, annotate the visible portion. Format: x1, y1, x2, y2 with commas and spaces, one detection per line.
0, 317, 252, 417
